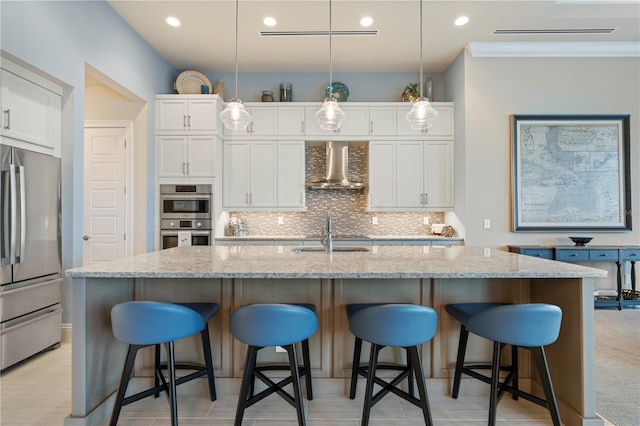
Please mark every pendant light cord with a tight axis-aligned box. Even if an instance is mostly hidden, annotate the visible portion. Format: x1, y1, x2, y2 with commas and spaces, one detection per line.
234, 0, 239, 100
328, 0, 333, 97
419, 0, 423, 98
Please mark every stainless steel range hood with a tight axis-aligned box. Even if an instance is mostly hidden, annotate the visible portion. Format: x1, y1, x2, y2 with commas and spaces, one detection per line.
305, 141, 366, 190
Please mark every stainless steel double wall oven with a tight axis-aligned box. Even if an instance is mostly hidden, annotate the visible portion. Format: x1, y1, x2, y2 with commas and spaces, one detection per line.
159, 184, 213, 249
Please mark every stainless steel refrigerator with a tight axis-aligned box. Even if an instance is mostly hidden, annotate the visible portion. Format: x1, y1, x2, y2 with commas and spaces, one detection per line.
1, 144, 62, 371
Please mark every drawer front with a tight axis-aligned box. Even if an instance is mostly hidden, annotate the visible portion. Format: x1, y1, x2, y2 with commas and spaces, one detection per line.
622, 249, 640, 261
555, 249, 589, 262
0, 278, 62, 322
520, 248, 554, 260
589, 249, 619, 261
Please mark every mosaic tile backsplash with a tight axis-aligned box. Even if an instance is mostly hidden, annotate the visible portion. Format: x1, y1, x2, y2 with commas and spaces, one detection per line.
227, 144, 445, 236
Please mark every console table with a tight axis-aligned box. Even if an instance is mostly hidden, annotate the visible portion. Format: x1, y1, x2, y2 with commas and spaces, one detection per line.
508, 245, 640, 310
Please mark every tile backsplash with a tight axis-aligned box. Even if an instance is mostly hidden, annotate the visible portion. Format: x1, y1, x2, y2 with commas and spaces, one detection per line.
227, 143, 445, 236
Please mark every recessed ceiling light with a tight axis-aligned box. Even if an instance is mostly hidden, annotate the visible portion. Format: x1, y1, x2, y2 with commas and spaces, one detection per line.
264, 16, 277, 27
166, 17, 181, 27
455, 16, 469, 26
360, 16, 373, 27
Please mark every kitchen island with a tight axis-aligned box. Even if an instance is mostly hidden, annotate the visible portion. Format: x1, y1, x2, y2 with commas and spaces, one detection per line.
66, 245, 606, 426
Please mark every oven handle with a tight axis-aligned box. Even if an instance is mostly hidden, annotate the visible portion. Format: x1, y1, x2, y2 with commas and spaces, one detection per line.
160, 195, 211, 200
160, 230, 211, 236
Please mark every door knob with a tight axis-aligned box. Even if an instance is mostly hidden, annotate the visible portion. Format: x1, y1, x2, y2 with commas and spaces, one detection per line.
83, 235, 90, 241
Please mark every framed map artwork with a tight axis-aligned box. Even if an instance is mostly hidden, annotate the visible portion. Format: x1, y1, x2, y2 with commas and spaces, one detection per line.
512, 115, 631, 231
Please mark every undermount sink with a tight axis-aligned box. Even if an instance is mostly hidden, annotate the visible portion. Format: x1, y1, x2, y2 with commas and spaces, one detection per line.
291, 246, 370, 253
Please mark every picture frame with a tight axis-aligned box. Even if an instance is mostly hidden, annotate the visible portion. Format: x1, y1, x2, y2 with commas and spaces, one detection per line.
511, 114, 631, 232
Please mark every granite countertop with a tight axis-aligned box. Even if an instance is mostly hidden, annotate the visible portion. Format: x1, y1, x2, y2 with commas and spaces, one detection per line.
66, 245, 606, 280
215, 235, 463, 241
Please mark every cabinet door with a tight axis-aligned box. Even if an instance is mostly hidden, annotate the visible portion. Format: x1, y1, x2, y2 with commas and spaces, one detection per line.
278, 141, 305, 208
187, 99, 217, 132
423, 141, 453, 208
223, 140, 251, 207
250, 141, 277, 207
396, 141, 424, 208
1, 69, 61, 150
369, 107, 396, 136
337, 106, 370, 136
156, 99, 188, 131
304, 106, 335, 136
277, 106, 305, 136
187, 135, 216, 177
249, 106, 278, 136
368, 141, 396, 208
396, 105, 453, 137
158, 135, 188, 177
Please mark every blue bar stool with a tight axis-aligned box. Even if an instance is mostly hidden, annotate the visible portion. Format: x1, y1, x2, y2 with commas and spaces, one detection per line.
230, 304, 318, 426
446, 303, 563, 426
250, 303, 315, 401
348, 304, 438, 426
445, 303, 518, 400
110, 301, 208, 426
153, 302, 219, 401
346, 303, 416, 399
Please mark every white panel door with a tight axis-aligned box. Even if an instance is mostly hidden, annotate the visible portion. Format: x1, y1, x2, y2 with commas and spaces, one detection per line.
83, 127, 127, 264
186, 99, 217, 132
368, 141, 396, 208
277, 106, 305, 136
187, 135, 216, 177
223, 140, 251, 207
424, 141, 453, 208
250, 141, 277, 207
156, 99, 188, 131
369, 107, 396, 136
396, 141, 424, 208
277, 141, 305, 208
158, 135, 188, 177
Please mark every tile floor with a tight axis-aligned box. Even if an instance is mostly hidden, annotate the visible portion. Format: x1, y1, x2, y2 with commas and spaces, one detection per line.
0, 342, 616, 425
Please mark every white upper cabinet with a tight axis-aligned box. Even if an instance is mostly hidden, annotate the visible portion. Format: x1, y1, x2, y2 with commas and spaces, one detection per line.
277, 141, 305, 208
223, 140, 278, 208
0, 67, 62, 155
369, 139, 453, 211
157, 135, 216, 178
224, 106, 278, 138
156, 95, 218, 134
277, 106, 306, 136
396, 105, 453, 137
369, 106, 396, 136
304, 106, 370, 136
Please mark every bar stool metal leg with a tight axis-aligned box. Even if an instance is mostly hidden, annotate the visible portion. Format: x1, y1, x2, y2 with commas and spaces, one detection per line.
531, 347, 561, 426
110, 345, 140, 426
165, 341, 178, 426
287, 343, 306, 426
407, 346, 433, 426
235, 346, 259, 426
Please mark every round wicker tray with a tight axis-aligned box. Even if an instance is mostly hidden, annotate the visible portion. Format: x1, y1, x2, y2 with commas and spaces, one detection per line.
176, 70, 212, 94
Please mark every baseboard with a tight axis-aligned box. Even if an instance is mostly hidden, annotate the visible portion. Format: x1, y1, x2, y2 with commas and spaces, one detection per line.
61, 323, 72, 343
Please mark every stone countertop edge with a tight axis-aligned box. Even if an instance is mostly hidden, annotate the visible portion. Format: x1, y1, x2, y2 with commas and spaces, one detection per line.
215, 235, 464, 241
67, 245, 607, 279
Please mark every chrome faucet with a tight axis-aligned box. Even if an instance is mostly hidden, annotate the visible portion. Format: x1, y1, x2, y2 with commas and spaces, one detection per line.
320, 209, 333, 253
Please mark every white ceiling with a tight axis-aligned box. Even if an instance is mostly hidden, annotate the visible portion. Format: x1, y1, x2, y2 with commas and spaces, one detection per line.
107, 0, 640, 74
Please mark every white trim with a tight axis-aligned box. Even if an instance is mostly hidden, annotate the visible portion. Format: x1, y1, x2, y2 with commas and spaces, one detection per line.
83, 120, 134, 259
465, 41, 640, 58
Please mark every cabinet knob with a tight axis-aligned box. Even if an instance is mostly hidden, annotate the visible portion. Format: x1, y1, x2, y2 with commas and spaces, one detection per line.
83, 235, 90, 241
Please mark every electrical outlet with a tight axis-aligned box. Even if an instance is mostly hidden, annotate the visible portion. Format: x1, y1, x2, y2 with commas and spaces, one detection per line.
483, 219, 491, 229
372, 216, 378, 225
277, 216, 284, 225
484, 248, 491, 257
423, 217, 430, 225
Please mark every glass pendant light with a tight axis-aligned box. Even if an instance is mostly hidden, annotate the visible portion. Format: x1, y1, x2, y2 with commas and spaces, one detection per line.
405, 0, 438, 130
220, 0, 251, 131
315, 0, 345, 131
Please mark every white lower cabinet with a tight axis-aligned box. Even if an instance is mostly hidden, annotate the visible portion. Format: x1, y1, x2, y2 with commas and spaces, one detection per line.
157, 135, 216, 178
369, 140, 453, 210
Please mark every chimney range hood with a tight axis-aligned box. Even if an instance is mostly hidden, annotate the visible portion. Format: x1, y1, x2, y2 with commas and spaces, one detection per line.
305, 141, 366, 190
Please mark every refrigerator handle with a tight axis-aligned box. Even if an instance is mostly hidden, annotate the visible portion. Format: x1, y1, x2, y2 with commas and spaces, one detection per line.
18, 165, 26, 263
9, 164, 17, 264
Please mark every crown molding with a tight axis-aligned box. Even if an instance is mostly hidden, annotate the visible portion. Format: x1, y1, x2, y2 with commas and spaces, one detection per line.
465, 42, 640, 58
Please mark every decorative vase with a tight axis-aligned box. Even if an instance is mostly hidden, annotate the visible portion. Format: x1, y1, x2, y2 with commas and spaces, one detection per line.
424, 77, 434, 102
214, 80, 224, 100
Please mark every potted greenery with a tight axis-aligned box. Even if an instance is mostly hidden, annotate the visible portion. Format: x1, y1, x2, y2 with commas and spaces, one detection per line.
402, 83, 420, 102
